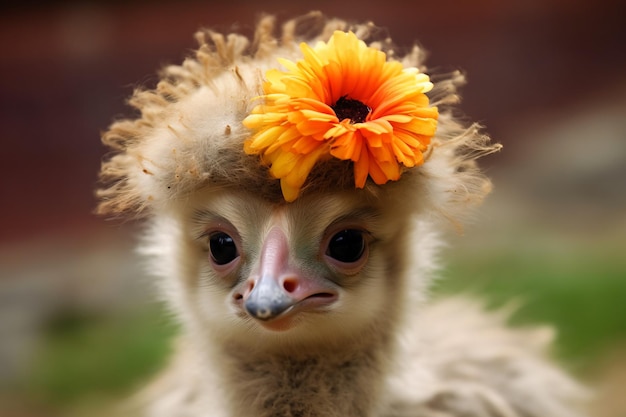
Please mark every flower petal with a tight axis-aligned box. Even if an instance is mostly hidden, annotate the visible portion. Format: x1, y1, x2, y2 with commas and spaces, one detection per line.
354, 144, 370, 188
330, 130, 361, 161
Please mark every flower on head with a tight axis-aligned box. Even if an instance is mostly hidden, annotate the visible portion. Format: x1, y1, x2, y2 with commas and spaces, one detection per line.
243, 30, 439, 202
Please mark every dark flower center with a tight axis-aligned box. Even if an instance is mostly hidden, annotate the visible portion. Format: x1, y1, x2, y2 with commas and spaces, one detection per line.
331, 96, 371, 124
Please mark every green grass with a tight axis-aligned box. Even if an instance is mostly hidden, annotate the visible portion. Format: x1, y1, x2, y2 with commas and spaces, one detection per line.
435, 244, 626, 372
21, 304, 178, 407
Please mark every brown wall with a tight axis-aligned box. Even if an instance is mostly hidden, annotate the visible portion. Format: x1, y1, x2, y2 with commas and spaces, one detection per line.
0, 0, 625, 243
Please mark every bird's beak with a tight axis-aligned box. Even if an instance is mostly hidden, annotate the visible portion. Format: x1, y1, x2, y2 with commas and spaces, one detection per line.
242, 227, 337, 322
244, 274, 295, 320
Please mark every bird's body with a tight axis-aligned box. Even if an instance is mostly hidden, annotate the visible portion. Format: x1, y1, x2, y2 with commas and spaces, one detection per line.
98, 13, 587, 417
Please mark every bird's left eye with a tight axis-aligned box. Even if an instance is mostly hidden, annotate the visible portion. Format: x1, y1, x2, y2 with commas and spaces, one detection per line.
209, 232, 239, 265
326, 229, 366, 263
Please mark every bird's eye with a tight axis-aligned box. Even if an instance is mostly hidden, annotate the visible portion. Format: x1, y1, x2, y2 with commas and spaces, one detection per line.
326, 229, 366, 263
209, 232, 239, 265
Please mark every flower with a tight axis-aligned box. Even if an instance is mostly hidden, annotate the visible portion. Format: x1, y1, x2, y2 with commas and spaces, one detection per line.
243, 30, 439, 202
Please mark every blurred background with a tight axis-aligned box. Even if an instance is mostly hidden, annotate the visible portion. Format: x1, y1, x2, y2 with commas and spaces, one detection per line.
1, 0, 625, 416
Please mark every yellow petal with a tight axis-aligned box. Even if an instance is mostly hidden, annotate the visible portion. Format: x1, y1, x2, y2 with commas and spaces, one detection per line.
280, 181, 300, 202
278, 146, 328, 201
270, 151, 300, 178
285, 147, 327, 187
246, 125, 287, 153
266, 126, 302, 154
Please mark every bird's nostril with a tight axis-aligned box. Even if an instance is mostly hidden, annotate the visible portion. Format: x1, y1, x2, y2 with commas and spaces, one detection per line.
282, 278, 298, 293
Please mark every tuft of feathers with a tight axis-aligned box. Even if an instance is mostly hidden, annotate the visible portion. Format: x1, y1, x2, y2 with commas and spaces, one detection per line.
96, 11, 500, 226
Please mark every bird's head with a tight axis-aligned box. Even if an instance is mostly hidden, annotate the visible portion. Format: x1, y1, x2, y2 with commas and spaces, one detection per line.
165, 182, 419, 351
97, 13, 499, 353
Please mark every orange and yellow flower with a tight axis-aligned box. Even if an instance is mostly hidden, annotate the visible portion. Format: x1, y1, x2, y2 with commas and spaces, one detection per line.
243, 30, 439, 202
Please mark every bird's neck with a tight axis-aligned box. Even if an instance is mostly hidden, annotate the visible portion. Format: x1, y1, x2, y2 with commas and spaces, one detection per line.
212, 332, 394, 417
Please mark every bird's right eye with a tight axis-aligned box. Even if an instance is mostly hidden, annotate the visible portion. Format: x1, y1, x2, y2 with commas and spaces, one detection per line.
209, 232, 239, 265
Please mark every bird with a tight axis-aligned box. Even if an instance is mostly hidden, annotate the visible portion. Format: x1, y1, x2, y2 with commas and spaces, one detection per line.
97, 12, 588, 417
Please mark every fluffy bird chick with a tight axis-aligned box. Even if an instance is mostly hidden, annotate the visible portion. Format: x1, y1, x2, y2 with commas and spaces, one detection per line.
97, 13, 587, 417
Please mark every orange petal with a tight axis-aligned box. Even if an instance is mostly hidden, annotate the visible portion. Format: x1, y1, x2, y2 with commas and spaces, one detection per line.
360, 119, 393, 137
323, 59, 344, 104
292, 97, 335, 114
330, 130, 360, 161
368, 140, 396, 162
400, 116, 438, 136
367, 155, 389, 184
292, 136, 324, 154
324, 123, 351, 139
296, 118, 334, 138
369, 157, 400, 184
354, 143, 369, 188
391, 137, 417, 167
